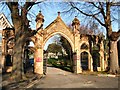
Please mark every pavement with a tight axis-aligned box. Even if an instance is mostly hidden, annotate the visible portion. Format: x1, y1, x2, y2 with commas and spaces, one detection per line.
32, 67, 119, 88
1, 67, 119, 89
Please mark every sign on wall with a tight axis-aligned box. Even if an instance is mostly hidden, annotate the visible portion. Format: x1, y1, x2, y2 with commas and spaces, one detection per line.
36, 57, 42, 62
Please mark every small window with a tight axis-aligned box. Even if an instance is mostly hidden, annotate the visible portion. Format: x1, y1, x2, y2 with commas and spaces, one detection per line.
81, 43, 88, 49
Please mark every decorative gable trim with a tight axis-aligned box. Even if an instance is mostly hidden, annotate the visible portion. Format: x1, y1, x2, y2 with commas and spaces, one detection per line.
0, 13, 13, 30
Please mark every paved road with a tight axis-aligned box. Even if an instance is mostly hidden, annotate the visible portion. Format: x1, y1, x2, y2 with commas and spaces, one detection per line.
32, 67, 119, 88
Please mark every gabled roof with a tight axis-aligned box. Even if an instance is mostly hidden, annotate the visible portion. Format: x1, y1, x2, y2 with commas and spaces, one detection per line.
44, 15, 71, 31
0, 13, 13, 30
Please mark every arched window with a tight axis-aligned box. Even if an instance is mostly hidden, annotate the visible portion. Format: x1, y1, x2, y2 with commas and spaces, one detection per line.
81, 43, 88, 49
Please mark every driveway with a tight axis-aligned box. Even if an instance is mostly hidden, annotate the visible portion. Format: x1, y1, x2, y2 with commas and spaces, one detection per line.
32, 67, 119, 88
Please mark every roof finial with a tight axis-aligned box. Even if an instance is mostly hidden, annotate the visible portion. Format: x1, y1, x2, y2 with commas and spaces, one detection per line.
58, 11, 60, 16
72, 16, 80, 26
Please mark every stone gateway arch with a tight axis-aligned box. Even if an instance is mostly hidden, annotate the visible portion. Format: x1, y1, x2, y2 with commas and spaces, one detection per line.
31, 12, 105, 75
33, 12, 82, 74
1, 12, 106, 75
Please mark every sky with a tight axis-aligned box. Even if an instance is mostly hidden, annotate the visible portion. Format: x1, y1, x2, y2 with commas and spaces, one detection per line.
26, 2, 119, 50
28, 2, 77, 29
0, 1, 119, 50
25, 2, 78, 50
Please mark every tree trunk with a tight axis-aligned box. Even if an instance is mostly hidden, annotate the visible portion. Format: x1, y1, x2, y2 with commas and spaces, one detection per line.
6, 2, 37, 81
110, 41, 119, 74
12, 43, 23, 81
9, 3, 28, 81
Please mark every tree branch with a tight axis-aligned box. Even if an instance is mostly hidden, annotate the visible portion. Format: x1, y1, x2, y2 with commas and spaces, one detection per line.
98, 2, 106, 22
6, 2, 17, 12
92, 15, 106, 27
89, 2, 101, 9
24, 1, 44, 12
70, 2, 105, 27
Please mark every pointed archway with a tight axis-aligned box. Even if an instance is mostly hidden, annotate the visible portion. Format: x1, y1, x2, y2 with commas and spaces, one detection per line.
43, 34, 74, 74
34, 12, 82, 75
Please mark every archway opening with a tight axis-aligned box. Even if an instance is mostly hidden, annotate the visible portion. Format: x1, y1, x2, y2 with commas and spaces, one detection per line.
43, 34, 73, 74
117, 40, 120, 67
81, 52, 88, 71
5, 37, 14, 73
80, 43, 89, 71
23, 40, 35, 75
5, 54, 12, 66
92, 45, 100, 71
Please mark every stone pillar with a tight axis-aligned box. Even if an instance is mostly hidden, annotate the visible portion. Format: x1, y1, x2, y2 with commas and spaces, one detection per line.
88, 53, 93, 72
73, 35, 82, 74
88, 54, 90, 70
34, 36, 43, 74
90, 55, 93, 72
99, 40, 105, 71
73, 52, 82, 74
72, 16, 82, 74
34, 11, 44, 75
34, 47, 43, 75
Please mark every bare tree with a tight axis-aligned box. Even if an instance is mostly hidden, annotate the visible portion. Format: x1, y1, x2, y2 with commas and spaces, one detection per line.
0, 1, 45, 81
61, 1, 120, 74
